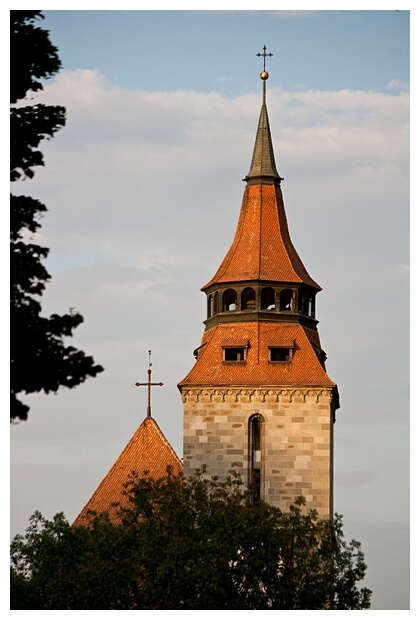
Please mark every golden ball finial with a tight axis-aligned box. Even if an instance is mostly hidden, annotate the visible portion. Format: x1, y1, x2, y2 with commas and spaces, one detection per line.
260, 71, 269, 80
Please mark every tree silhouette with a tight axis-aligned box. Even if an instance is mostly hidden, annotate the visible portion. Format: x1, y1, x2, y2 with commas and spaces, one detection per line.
10, 11, 103, 420
11, 470, 372, 609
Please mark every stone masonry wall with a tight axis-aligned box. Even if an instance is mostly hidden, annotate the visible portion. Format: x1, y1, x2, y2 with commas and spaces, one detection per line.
182, 387, 334, 519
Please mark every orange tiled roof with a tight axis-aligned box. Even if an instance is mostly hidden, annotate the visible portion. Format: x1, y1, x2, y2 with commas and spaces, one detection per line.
202, 184, 321, 291
178, 321, 335, 388
73, 417, 182, 526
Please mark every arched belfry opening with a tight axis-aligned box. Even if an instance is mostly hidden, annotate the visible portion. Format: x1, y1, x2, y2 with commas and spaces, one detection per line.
214, 291, 219, 315
280, 288, 293, 311
241, 287, 256, 310
223, 288, 237, 312
261, 286, 275, 310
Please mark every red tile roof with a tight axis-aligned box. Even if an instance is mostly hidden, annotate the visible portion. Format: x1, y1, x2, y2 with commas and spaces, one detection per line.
179, 321, 335, 388
73, 417, 182, 526
202, 184, 321, 291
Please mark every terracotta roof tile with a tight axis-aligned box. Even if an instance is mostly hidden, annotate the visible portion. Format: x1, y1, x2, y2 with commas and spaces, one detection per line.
179, 322, 335, 388
267, 338, 295, 347
221, 338, 250, 347
73, 417, 182, 526
202, 184, 321, 291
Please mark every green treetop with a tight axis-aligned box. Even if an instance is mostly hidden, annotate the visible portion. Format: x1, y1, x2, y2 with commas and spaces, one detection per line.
11, 469, 372, 610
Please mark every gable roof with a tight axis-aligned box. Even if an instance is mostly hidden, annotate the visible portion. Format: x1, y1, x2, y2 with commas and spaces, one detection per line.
73, 416, 182, 526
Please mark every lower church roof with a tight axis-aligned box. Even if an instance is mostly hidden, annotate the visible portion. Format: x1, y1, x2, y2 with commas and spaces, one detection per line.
73, 416, 182, 526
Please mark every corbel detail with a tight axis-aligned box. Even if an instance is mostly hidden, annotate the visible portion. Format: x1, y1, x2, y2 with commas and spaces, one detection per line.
181, 387, 332, 403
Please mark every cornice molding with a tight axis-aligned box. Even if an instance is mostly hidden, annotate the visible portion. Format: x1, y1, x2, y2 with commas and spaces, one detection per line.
180, 387, 333, 404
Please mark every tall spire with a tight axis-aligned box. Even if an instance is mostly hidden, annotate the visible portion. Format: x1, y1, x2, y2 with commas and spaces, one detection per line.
244, 46, 283, 186
202, 48, 320, 293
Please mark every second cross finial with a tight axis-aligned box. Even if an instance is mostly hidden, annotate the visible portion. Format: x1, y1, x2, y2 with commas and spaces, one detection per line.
135, 350, 163, 419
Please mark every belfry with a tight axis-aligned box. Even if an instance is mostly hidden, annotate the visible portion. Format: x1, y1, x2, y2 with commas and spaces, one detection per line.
178, 49, 339, 519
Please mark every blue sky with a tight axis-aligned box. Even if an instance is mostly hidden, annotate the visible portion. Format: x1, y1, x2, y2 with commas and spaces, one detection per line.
43, 9, 409, 95
10, 5, 411, 611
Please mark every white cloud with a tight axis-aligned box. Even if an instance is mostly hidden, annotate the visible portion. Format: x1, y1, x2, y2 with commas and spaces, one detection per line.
30, 71, 409, 248
386, 78, 409, 91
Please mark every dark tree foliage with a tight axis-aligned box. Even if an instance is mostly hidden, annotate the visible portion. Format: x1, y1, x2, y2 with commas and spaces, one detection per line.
10, 470, 372, 610
10, 11, 103, 421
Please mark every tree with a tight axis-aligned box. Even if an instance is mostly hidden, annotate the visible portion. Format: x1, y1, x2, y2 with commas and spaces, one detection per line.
10, 470, 372, 609
10, 11, 103, 421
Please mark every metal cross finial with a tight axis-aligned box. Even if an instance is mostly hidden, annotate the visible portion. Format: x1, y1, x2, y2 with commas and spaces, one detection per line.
256, 45, 273, 72
135, 350, 163, 418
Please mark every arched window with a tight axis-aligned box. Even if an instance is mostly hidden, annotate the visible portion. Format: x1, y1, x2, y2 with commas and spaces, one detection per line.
214, 291, 219, 315
261, 287, 275, 310
223, 289, 237, 312
241, 287, 256, 310
280, 288, 293, 311
298, 292, 308, 315
308, 295, 315, 318
207, 294, 213, 319
248, 414, 264, 501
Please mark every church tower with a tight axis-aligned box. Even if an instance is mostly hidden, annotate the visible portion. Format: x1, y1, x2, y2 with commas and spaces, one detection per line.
178, 50, 339, 519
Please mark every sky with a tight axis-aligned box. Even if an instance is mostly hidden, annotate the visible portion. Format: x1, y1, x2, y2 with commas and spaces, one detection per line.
9, 4, 412, 612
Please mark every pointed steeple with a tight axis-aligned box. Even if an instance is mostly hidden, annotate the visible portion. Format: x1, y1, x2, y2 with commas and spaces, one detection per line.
244, 77, 282, 186
202, 51, 320, 309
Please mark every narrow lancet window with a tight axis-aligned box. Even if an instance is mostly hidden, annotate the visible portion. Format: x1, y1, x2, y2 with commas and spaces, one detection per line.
249, 414, 263, 501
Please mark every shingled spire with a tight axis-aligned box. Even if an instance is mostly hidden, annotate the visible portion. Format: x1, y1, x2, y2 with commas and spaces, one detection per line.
244, 77, 282, 185
201, 57, 321, 323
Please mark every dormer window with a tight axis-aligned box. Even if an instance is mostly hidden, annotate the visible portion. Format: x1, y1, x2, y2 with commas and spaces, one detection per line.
269, 347, 292, 362
222, 339, 249, 362
268, 339, 295, 362
223, 347, 247, 362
